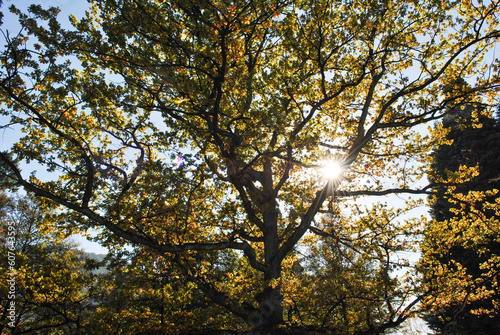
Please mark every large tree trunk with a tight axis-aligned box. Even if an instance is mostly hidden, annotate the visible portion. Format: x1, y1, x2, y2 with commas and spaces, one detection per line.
252, 271, 284, 334
257, 202, 284, 333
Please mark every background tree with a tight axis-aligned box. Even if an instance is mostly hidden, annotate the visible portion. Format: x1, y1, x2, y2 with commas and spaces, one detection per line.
86, 247, 248, 334
0, 193, 98, 334
422, 96, 500, 334
1, 0, 500, 333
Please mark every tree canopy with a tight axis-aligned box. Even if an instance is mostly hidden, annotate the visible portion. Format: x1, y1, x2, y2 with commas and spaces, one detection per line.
1, 0, 500, 333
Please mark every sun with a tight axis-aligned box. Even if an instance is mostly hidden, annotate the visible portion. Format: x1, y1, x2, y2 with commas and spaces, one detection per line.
322, 160, 343, 180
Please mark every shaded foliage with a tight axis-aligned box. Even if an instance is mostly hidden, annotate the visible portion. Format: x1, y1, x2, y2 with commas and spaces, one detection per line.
0, 193, 98, 334
422, 103, 500, 334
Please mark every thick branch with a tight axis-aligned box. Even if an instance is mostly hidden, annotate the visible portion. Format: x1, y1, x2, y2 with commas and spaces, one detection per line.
336, 185, 434, 197
275, 180, 333, 265
0, 151, 267, 272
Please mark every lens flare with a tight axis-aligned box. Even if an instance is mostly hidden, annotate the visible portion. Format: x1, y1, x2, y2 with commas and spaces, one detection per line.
175, 156, 185, 168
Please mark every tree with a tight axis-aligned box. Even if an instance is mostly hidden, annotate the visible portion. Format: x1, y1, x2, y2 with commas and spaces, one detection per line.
421, 99, 500, 334
0, 193, 98, 334
1, 0, 500, 333
85, 247, 246, 334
